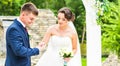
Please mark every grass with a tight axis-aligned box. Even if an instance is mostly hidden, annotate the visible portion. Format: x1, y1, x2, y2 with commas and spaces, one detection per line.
82, 57, 87, 66
81, 57, 107, 66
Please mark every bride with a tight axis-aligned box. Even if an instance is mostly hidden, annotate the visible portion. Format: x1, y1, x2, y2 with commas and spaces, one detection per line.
36, 7, 81, 66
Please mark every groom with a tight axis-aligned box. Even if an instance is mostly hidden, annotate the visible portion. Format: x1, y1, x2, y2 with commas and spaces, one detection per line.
5, 2, 42, 66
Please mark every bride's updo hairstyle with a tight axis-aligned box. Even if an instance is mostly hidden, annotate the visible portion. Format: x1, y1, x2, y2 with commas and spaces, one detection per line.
58, 7, 75, 21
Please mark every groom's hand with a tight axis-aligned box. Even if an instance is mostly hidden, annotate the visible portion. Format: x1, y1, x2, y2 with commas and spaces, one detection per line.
36, 46, 41, 51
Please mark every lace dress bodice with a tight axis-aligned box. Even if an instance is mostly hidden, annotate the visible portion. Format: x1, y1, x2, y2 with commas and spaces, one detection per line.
47, 35, 72, 54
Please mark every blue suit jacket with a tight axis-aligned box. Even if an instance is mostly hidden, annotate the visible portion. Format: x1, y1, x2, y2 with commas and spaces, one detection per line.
5, 19, 39, 66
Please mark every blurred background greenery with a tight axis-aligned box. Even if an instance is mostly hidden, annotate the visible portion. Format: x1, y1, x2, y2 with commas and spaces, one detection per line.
97, 0, 120, 58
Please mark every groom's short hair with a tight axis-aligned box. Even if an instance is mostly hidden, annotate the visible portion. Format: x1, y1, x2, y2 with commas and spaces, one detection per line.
20, 2, 38, 16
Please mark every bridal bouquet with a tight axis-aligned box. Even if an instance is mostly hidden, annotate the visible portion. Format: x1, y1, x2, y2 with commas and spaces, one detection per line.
59, 48, 73, 66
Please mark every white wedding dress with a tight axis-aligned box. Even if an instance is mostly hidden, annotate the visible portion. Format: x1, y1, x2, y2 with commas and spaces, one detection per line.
36, 22, 81, 66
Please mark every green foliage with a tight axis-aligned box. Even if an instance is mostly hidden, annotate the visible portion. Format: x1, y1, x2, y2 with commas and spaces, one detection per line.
0, 0, 25, 16
66, 0, 86, 42
97, 0, 120, 57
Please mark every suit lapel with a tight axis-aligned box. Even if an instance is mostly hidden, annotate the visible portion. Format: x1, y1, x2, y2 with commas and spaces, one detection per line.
14, 19, 30, 47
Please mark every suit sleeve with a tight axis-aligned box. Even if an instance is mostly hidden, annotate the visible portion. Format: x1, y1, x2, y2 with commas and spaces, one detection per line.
7, 28, 39, 57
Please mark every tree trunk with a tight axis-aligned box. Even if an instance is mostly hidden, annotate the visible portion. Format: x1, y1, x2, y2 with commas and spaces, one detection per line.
81, 25, 86, 44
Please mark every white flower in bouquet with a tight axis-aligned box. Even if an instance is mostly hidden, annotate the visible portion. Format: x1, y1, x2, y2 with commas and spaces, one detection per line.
59, 48, 73, 58
59, 48, 73, 66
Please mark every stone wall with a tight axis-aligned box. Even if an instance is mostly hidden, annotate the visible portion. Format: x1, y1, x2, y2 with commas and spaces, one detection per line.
102, 54, 120, 66
28, 9, 56, 47
0, 20, 5, 57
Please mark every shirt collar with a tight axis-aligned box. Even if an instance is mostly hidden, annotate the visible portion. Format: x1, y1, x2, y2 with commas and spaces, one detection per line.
17, 17, 25, 27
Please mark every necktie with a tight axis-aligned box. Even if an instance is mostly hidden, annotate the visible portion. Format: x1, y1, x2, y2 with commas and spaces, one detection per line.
24, 27, 28, 33
24, 27, 29, 40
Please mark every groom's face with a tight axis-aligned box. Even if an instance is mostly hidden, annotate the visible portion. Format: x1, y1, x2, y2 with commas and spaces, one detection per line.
21, 11, 37, 27
57, 13, 68, 27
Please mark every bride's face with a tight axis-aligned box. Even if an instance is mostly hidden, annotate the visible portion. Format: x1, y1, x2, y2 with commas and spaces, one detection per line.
57, 13, 68, 27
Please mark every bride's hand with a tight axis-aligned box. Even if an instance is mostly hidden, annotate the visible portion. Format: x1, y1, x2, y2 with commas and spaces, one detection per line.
38, 42, 46, 51
64, 58, 71, 62
39, 42, 45, 47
